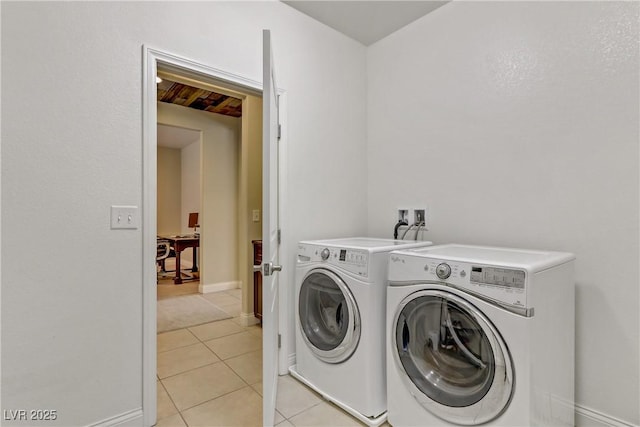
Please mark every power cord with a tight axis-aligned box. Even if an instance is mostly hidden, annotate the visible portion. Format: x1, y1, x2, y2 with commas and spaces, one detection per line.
394, 220, 408, 239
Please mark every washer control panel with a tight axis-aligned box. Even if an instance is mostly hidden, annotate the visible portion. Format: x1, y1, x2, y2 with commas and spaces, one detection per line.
390, 255, 529, 310
421, 260, 467, 283
470, 266, 525, 289
298, 244, 369, 277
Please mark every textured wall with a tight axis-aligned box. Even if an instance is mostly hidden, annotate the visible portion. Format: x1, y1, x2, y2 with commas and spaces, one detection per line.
1, 1, 367, 424
367, 2, 639, 424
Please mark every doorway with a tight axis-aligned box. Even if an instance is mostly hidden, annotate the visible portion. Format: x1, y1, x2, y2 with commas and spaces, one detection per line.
156, 123, 202, 302
154, 77, 261, 327
143, 47, 271, 427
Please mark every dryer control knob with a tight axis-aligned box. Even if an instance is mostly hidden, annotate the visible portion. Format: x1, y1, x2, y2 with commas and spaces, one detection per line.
436, 263, 452, 280
321, 248, 330, 260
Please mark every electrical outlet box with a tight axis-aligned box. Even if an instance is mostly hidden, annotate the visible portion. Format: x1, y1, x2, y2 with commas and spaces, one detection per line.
414, 208, 426, 225
397, 209, 409, 223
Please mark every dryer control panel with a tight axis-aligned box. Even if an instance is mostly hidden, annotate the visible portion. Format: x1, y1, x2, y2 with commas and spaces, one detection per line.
297, 244, 369, 277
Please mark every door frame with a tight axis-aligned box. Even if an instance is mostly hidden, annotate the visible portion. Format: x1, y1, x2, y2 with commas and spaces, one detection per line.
142, 45, 290, 426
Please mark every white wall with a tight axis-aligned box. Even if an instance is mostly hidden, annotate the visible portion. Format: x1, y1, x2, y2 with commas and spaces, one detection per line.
157, 147, 182, 235
367, 2, 639, 425
180, 139, 201, 235
1, 1, 367, 425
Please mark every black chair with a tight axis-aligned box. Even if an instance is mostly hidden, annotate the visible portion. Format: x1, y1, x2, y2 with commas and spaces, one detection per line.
157, 239, 172, 282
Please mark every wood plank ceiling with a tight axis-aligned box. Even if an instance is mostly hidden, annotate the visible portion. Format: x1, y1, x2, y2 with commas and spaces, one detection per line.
157, 78, 242, 118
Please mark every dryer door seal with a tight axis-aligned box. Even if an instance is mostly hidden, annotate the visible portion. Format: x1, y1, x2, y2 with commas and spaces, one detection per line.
298, 268, 361, 364
393, 289, 514, 425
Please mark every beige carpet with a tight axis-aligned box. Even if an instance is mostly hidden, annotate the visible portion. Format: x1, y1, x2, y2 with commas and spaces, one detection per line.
157, 294, 232, 333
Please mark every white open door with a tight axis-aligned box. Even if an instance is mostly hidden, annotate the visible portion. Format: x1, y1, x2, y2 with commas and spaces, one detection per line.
262, 29, 282, 427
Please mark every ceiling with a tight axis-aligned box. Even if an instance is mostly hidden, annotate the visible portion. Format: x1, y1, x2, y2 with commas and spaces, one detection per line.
282, 1, 448, 46
157, 78, 243, 118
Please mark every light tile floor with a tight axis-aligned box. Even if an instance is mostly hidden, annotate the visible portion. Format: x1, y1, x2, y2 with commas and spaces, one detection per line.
157, 289, 368, 426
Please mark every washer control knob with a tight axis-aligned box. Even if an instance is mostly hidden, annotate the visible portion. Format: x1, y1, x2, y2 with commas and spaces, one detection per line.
321, 248, 330, 260
436, 263, 452, 280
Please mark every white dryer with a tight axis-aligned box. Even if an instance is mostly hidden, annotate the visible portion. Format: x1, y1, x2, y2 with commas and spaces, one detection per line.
386, 244, 575, 426
291, 238, 432, 426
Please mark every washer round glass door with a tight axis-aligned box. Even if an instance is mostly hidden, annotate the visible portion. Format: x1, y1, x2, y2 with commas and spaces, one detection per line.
298, 268, 360, 363
393, 289, 513, 425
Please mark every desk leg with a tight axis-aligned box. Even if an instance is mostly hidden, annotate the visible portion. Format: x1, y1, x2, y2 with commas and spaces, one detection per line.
174, 250, 183, 285
192, 247, 198, 273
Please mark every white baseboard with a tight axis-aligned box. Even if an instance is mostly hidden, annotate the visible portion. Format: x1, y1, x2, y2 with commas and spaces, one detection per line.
575, 404, 637, 427
199, 280, 241, 294
238, 312, 260, 326
89, 409, 143, 427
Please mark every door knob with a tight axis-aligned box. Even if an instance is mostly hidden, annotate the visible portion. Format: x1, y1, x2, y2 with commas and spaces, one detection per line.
263, 262, 283, 276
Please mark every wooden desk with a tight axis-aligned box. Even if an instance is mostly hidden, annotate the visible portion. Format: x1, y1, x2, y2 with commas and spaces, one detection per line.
161, 235, 199, 284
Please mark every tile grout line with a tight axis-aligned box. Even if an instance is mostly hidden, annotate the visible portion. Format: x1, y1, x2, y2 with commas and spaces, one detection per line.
191, 327, 250, 345
156, 378, 185, 425
158, 358, 223, 381
175, 383, 250, 415
159, 340, 261, 380
158, 328, 247, 354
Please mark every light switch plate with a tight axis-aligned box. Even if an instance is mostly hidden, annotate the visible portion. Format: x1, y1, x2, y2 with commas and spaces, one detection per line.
252, 209, 261, 222
111, 205, 139, 229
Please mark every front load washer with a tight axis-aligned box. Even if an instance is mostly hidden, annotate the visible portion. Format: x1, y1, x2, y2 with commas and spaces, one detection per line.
291, 237, 432, 426
386, 244, 575, 426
